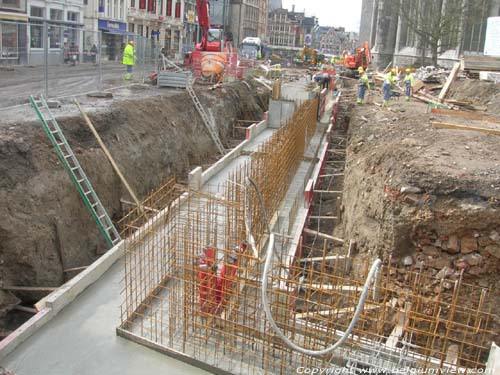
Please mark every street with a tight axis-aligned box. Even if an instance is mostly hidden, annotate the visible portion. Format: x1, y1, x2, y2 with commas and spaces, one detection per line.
0, 61, 156, 109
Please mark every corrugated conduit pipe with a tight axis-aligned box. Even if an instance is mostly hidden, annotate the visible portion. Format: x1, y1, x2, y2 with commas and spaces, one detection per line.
246, 177, 383, 356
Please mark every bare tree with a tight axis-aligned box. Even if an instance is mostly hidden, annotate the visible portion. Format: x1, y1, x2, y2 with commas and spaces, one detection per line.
388, 0, 487, 66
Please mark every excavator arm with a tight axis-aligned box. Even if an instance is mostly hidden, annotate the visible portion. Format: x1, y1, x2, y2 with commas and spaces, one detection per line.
196, 0, 210, 51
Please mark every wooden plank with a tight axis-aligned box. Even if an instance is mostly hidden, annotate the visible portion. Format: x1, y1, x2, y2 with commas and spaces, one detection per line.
303, 228, 345, 244
75, 99, 143, 213
430, 108, 500, 124
313, 190, 343, 194
2, 286, 57, 292
298, 255, 345, 263
431, 121, 500, 136
438, 62, 461, 103
412, 79, 425, 93
12, 305, 38, 314
295, 304, 379, 319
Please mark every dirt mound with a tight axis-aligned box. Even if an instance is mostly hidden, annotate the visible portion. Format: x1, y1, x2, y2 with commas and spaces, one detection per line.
448, 79, 500, 115
340, 97, 500, 337
0, 81, 268, 319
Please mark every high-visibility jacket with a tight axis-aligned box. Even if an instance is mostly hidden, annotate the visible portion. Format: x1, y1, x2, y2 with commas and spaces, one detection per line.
359, 73, 370, 89
122, 44, 135, 66
404, 73, 415, 86
330, 57, 336, 65
384, 72, 396, 86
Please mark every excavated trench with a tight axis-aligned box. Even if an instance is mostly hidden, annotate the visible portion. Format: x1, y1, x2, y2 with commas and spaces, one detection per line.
0, 80, 269, 334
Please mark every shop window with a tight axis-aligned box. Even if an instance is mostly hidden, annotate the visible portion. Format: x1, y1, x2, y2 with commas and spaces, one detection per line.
175, 0, 180, 18
130, 0, 135, 7
48, 25, 62, 48
67, 11, 79, 22
129, 23, 135, 33
0, 0, 26, 12
0, 23, 18, 58
50, 9, 63, 21
30, 6, 44, 18
30, 22, 43, 48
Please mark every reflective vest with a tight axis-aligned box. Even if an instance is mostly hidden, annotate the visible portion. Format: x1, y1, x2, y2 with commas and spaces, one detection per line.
359, 73, 370, 89
122, 44, 135, 66
385, 72, 396, 85
405, 73, 415, 86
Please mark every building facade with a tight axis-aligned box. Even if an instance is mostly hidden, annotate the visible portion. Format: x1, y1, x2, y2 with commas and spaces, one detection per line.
360, 0, 500, 68
0, 0, 28, 64
28, 0, 85, 64
267, 7, 297, 47
229, 0, 267, 46
317, 27, 357, 56
127, 0, 185, 57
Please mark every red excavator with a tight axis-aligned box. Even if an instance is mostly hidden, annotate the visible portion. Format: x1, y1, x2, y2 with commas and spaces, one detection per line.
195, 0, 223, 52
343, 41, 371, 76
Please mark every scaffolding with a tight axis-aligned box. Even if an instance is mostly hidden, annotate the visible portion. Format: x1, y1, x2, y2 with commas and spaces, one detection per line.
117, 96, 495, 374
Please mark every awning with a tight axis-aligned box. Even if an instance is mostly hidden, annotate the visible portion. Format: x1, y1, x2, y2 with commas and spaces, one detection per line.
101, 29, 136, 36
0, 13, 28, 22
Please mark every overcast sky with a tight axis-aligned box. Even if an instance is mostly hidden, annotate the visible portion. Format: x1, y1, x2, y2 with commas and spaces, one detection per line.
282, 0, 363, 32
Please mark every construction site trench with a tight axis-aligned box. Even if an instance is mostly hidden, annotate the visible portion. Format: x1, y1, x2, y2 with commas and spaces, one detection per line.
0, 80, 269, 334
0, 73, 500, 373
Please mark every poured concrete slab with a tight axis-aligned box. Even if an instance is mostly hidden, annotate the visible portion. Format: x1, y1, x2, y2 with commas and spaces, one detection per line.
2, 260, 209, 375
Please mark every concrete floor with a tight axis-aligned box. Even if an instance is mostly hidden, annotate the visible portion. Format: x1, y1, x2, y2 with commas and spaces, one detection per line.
2, 260, 210, 375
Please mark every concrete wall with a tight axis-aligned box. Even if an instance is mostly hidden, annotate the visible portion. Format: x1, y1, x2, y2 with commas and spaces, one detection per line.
268, 100, 296, 129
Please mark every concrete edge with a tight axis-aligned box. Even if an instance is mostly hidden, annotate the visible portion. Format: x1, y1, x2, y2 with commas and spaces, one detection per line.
0, 307, 54, 361
0, 188, 188, 360
201, 139, 249, 186
116, 327, 233, 375
245, 119, 267, 140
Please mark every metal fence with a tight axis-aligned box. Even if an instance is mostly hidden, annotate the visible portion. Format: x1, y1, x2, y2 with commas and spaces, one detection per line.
0, 20, 160, 110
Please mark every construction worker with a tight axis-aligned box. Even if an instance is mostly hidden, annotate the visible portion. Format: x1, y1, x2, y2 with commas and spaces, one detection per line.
122, 40, 136, 80
404, 68, 415, 101
383, 68, 397, 107
357, 67, 370, 105
330, 56, 336, 66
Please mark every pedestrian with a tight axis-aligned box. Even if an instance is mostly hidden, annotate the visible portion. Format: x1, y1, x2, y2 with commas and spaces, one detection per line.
383, 68, 397, 107
122, 40, 136, 80
404, 68, 414, 101
357, 67, 370, 105
90, 44, 98, 64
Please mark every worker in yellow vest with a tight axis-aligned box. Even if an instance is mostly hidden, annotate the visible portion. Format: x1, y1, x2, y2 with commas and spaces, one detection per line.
404, 68, 415, 101
383, 68, 397, 107
357, 67, 370, 105
122, 40, 136, 80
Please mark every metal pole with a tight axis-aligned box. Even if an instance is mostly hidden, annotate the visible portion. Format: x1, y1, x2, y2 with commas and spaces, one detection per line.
98, 31, 103, 90
43, 21, 49, 98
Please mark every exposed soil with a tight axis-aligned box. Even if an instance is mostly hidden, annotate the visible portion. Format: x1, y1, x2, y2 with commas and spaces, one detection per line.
339, 79, 500, 344
0, 80, 269, 328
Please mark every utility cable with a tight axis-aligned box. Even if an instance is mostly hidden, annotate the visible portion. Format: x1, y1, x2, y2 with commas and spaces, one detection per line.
246, 176, 382, 356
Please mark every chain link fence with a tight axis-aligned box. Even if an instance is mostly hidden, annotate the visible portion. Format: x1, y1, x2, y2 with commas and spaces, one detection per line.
0, 20, 159, 110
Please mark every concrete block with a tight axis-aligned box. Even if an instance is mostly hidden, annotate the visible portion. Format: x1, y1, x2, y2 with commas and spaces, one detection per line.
201, 140, 248, 186
268, 100, 296, 129
188, 167, 202, 190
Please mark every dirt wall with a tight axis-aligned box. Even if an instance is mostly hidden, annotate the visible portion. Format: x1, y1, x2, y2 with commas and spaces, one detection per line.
0, 81, 268, 310
340, 99, 500, 311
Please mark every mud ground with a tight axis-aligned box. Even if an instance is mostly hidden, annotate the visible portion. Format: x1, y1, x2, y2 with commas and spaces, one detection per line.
0, 80, 269, 331
339, 78, 500, 342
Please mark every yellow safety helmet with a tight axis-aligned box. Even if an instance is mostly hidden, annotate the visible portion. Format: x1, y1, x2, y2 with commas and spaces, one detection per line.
405, 68, 411, 73
391, 68, 397, 74
358, 67, 364, 73
128, 40, 134, 45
